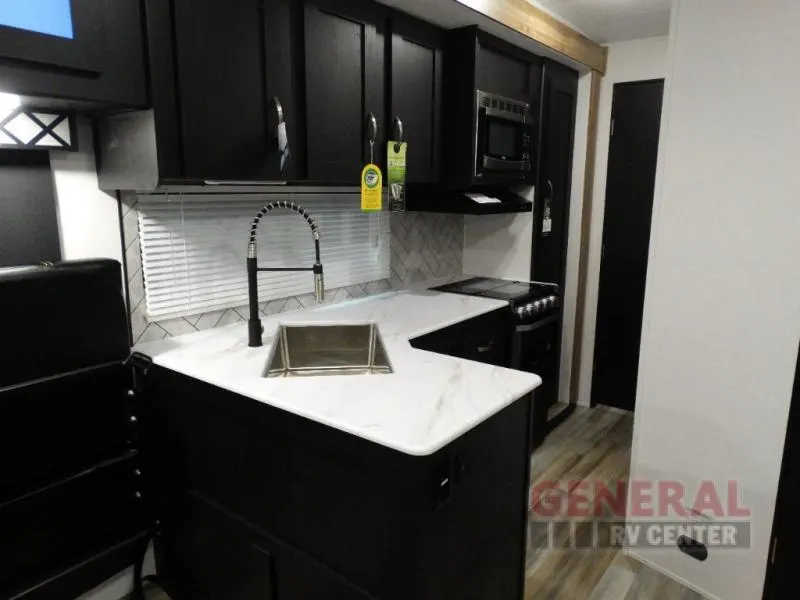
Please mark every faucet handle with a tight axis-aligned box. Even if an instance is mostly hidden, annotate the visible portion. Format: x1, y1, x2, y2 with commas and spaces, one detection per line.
313, 263, 325, 303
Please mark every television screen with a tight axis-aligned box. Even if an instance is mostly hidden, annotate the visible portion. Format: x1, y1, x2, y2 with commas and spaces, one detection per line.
0, 0, 74, 40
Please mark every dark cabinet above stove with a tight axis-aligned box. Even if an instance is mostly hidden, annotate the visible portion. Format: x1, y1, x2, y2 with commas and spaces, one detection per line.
441, 27, 542, 189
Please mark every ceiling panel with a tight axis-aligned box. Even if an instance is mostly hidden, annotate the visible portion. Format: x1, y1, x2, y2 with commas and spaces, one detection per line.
532, 0, 672, 43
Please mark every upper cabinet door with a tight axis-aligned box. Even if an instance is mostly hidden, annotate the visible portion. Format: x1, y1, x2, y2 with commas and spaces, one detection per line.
172, 0, 297, 181
303, 0, 386, 183
389, 15, 444, 184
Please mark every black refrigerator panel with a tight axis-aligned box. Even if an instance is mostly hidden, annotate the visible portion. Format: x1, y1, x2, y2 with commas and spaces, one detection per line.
0, 259, 130, 388
0, 260, 145, 600
532, 61, 578, 288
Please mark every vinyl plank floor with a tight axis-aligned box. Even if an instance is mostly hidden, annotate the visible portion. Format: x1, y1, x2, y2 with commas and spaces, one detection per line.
524, 405, 706, 600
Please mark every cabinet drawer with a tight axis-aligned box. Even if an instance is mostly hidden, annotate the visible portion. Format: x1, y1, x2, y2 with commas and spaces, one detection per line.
411, 309, 509, 367
461, 310, 509, 367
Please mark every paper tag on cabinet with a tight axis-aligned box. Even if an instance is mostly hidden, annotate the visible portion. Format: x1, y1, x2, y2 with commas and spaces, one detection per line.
387, 141, 407, 212
361, 164, 383, 211
543, 218, 553, 234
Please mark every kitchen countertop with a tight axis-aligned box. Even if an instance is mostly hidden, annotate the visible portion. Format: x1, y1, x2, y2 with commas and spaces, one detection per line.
135, 287, 542, 456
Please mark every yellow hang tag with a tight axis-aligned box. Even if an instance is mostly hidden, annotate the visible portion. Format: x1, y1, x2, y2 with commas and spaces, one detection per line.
361, 163, 383, 211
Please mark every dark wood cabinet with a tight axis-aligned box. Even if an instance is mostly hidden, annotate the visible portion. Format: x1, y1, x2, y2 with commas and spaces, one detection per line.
388, 15, 444, 183
303, 0, 386, 183
531, 60, 578, 287
0, 0, 146, 108
441, 27, 542, 189
161, 491, 277, 600
410, 308, 509, 367
171, 0, 297, 181
476, 40, 538, 104
149, 366, 531, 600
138, 0, 299, 182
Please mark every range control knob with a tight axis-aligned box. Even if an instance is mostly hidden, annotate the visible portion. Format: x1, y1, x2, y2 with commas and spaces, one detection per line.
534, 300, 543, 313
516, 306, 526, 318
552, 296, 560, 307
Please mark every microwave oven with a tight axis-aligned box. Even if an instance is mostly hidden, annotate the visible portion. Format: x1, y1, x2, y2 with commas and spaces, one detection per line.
474, 90, 534, 181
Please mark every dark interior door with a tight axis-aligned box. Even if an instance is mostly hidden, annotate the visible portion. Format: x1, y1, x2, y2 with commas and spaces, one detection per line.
763, 342, 800, 599
303, 0, 385, 183
389, 15, 443, 183
532, 61, 578, 288
592, 79, 664, 411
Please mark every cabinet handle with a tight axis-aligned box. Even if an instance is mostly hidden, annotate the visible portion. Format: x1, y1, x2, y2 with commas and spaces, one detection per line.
366, 112, 378, 143
477, 342, 493, 353
392, 116, 404, 153
546, 180, 554, 200
272, 96, 290, 175
365, 112, 378, 163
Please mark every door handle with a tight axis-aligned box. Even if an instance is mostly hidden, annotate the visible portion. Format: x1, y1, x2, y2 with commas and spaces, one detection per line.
392, 116, 404, 153
477, 342, 494, 353
542, 179, 554, 236
272, 96, 290, 175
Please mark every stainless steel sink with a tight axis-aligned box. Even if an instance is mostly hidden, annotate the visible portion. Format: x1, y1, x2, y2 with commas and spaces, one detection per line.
263, 323, 393, 378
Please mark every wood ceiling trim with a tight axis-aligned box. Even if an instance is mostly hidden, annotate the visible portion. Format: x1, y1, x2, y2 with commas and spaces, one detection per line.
455, 0, 608, 73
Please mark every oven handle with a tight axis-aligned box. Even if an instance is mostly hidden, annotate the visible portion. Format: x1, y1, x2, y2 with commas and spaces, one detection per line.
514, 314, 559, 333
482, 155, 528, 171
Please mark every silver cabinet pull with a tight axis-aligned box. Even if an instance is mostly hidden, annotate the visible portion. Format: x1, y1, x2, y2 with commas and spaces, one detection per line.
366, 112, 378, 162
477, 342, 493, 353
392, 116, 404, 152
366, 112, 378, 143
272, 96, 290, 175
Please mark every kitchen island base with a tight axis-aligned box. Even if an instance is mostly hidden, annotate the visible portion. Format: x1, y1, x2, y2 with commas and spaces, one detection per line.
144, 367, 533, 600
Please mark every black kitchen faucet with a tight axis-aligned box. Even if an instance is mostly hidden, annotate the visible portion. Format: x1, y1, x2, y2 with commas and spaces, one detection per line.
247, 200, 324, 347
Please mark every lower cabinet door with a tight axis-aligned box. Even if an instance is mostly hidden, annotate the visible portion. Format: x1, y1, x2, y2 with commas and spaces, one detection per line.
160, 490, 374, 600
163, 491, 276, 600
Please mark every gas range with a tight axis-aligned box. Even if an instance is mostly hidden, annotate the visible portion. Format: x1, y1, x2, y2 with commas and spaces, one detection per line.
431, 277, 560, 323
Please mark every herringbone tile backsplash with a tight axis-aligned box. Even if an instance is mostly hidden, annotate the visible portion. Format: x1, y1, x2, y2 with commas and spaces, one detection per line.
123, 196, 464, 344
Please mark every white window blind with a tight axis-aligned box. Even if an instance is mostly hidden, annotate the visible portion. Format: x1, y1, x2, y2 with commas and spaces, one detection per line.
137, 193, 390, 320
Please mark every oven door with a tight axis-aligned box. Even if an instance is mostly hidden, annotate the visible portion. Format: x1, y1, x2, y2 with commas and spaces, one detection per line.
476, 109, 532, 179
511, 315, 560, 449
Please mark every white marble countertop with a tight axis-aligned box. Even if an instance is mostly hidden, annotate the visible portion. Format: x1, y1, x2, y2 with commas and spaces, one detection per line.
135, 288, 542, 456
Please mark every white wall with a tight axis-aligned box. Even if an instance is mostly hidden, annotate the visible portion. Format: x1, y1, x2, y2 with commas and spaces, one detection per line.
576, 35, 670, 406
463, 212, 533, 280
50, 118, 124, 265
463, 186, 534, 280
628, 1, 800, 599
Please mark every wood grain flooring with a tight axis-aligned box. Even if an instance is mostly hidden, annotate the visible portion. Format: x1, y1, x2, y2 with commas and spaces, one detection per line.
525, 405, 705, 600
138, 406, 702, 600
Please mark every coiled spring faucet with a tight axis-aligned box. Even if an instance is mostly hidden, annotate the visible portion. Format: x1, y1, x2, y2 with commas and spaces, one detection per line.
247, 200, 324, 347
